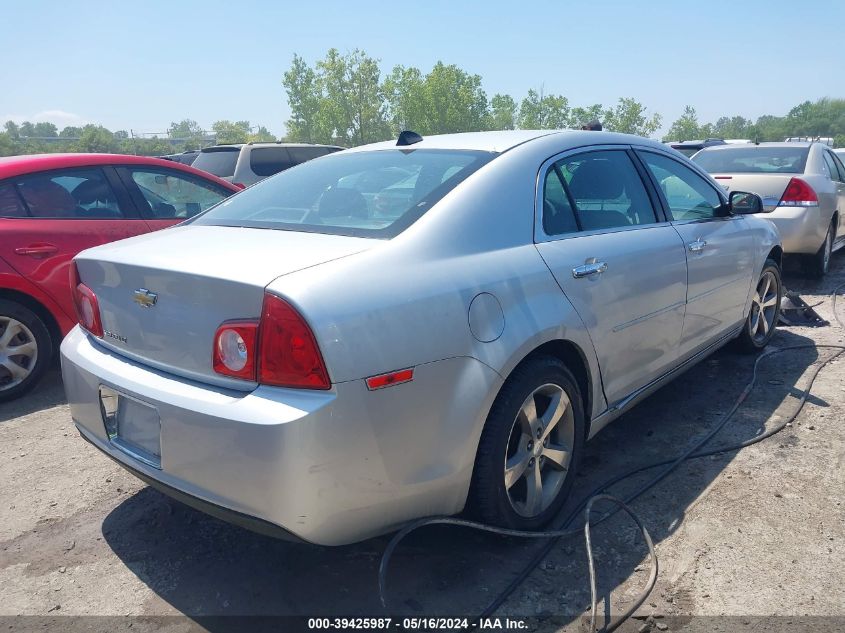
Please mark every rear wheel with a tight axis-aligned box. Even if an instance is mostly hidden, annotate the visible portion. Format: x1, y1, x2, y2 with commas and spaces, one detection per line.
805, 221, 834, 278
470, 356, 585, 529
0, 300, 52, 402
736, 259, 781, 353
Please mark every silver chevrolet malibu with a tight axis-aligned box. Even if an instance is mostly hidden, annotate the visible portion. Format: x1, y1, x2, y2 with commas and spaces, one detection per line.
61, 130, 782, 545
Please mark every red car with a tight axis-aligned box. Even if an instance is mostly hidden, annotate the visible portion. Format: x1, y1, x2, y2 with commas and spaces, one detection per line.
0, 153, 240, 401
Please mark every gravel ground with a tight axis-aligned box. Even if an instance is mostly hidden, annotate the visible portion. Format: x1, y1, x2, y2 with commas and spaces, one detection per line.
1, 255, 844, 632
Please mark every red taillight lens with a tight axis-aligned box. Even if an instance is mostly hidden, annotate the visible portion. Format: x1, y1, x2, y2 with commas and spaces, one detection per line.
213, 321, 258, 380
70, 262, 103, 337
258, 293, 330, 389
779, 177, 819, 207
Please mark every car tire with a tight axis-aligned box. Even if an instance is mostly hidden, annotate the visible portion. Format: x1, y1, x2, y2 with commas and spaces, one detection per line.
805, 221, 834, 278
735, 258, 782, 353
0, 300, 52, 402
470, 356, 585, 530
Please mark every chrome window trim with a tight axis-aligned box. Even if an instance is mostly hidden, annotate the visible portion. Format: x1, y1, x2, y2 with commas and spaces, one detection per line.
533, 144, 665, 244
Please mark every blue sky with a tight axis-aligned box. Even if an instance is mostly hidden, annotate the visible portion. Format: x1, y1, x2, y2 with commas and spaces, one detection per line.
2, 0, 843, 138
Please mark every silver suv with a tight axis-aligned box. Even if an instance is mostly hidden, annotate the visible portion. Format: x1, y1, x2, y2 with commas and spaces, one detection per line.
192, 142, 343, 187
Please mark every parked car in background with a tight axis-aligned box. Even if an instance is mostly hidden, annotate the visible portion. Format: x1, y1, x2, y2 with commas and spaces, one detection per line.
693, 142, 845, 276
191, 142, 343, 187
667, 138, 726, 157
62, 130, 780, 545
0, 153, 239, 401
159, 150, 200, 166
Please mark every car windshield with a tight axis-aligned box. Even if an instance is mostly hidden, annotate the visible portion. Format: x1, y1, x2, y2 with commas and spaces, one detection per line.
693, 146, 810, 173
193, 147, 240, 178
191, 149, 494, 238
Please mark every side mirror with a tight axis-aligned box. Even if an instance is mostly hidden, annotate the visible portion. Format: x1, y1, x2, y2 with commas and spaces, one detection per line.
729, 191, 765, 215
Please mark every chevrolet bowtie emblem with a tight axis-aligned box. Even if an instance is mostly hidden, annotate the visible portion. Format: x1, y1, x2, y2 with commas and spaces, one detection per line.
133, 288, 158, 308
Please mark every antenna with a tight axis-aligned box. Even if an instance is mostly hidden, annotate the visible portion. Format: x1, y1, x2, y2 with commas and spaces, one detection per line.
397, 130, 423, 146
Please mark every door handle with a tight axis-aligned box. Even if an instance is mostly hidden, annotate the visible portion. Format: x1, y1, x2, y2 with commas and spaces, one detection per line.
14, 243, 58, 258
687, 239, 707, 253
572, 260, 608, 279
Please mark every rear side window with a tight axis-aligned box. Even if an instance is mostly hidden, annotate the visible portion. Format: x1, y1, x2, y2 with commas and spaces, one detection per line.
193, 148, 240, 178
14, 168, 124, 219
126, 168, 231, 218
542, 169, 578, 235
250, 147, 295, 177
693, 147, 809, 173
288, 146, 332, 164
552, 151, 657, 231
823, 152, 843, 183
0, 183, 27, 217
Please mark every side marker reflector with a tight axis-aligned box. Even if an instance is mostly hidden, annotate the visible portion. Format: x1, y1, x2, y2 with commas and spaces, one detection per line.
366, 368, 414, 391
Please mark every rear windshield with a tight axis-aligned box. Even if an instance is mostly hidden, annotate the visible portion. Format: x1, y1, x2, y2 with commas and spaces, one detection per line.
193, 147, 240, 178
191, 149, 494, 238
673, 147, 699, 158
693, 146, 809, 174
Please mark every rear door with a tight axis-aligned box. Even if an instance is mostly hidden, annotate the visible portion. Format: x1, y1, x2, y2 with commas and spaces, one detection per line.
636, 150, 756, 359
0, 167, 149, 322
534, 147, 688, 404
116, 165, 234, 232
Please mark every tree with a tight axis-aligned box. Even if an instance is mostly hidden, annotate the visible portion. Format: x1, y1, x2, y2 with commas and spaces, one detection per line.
602, 98, 661, 137
488, 94, 518, 130
382, 65, 429, 134
317, 48, 390, 145
0, 132, 17, 156
518, 89, 570, 129
30, 122, 58, 137
422, 62, 489, 134
665, 105, 702, 141
4, 121, 20, 139
570, 104, 605, 129
75, 125, 118, 153
283, 54, 326, 143
248, 126, 276, 142
212, 120, 251, 144
19, 121, 36, 137
711, 116, 753, 139
60, 126, 82, 138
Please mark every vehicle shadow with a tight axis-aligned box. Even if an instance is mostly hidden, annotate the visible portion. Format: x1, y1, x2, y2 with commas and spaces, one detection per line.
100, 326, 825, 625
0, 368, 66, 423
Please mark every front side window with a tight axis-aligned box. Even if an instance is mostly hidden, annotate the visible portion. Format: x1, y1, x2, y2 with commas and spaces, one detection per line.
552, 150, 657, 231
192, 149, 493, 238
14, 168, 123, 219
542, 168, 578, 235
640, 151, 723, 221
128, 168, 231, 219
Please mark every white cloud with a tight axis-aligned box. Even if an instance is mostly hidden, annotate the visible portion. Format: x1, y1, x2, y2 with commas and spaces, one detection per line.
2, 110, 89, 129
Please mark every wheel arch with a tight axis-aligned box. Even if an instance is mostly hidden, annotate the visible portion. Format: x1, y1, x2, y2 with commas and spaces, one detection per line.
767, 245, 783, 269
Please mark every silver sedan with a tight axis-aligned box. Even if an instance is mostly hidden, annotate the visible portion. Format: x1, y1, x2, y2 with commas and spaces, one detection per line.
61, 130, 781, 545
693, 141, 845, 276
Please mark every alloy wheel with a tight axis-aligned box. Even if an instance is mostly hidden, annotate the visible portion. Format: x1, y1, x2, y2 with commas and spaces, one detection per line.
748, 270, 779, 345
0, 317, 38, 390
504, 383, 575, 517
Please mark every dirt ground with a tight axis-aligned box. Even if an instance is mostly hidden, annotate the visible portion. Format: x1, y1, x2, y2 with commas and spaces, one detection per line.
2, 255, 845, 633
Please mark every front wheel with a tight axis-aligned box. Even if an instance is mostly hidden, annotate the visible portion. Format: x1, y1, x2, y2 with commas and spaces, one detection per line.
736, 258, 781, 353
469, 356, 585, 529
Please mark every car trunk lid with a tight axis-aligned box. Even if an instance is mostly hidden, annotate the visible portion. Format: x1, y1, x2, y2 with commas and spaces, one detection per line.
709, 173, 796, 211
74, 225, 374, 389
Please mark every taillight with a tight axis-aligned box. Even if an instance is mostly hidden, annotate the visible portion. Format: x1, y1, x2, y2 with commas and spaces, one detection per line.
70, 262, 103, 337
779, 177, 819, 207
258, 293, 330, 389
212, 321, 258, 380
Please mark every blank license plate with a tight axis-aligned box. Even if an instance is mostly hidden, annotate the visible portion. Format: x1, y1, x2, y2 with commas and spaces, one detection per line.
99, 386, 161, 468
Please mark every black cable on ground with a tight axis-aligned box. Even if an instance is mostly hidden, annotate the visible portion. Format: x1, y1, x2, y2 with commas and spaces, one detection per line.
379, 282, 845, 632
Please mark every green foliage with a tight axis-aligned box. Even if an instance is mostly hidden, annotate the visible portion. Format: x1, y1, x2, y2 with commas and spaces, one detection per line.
0, 132, 17, 156
423, 62, 489, 134
665, 105, 702, 142
75, 124, 118, 153
4, 121, 20, 139
249, 126, 277, 142
283, 54, 325, 143
212, 120, 251, 144
489, 94, 518, 130
60, 126, 83, 138
603, 98, 661, 136
518, 89, 570, 129
383, 65, 428, 133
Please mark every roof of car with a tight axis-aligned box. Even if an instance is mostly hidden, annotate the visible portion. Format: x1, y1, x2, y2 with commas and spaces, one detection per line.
345, 129, 665, 154
201, 142, 344, 151
0, 153, 241, 190
699, 142, 815, 151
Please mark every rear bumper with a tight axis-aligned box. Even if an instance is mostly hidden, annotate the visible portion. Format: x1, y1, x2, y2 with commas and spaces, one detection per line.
60, 326, 501, 545
763, 206, 828, 254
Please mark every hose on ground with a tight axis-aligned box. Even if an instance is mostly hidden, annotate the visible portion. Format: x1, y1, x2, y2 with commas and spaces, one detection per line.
379, 282, 845, 632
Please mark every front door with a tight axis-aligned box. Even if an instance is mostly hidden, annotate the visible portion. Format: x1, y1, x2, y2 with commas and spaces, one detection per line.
534, 148, 688, 405
636, 150, 757, 359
